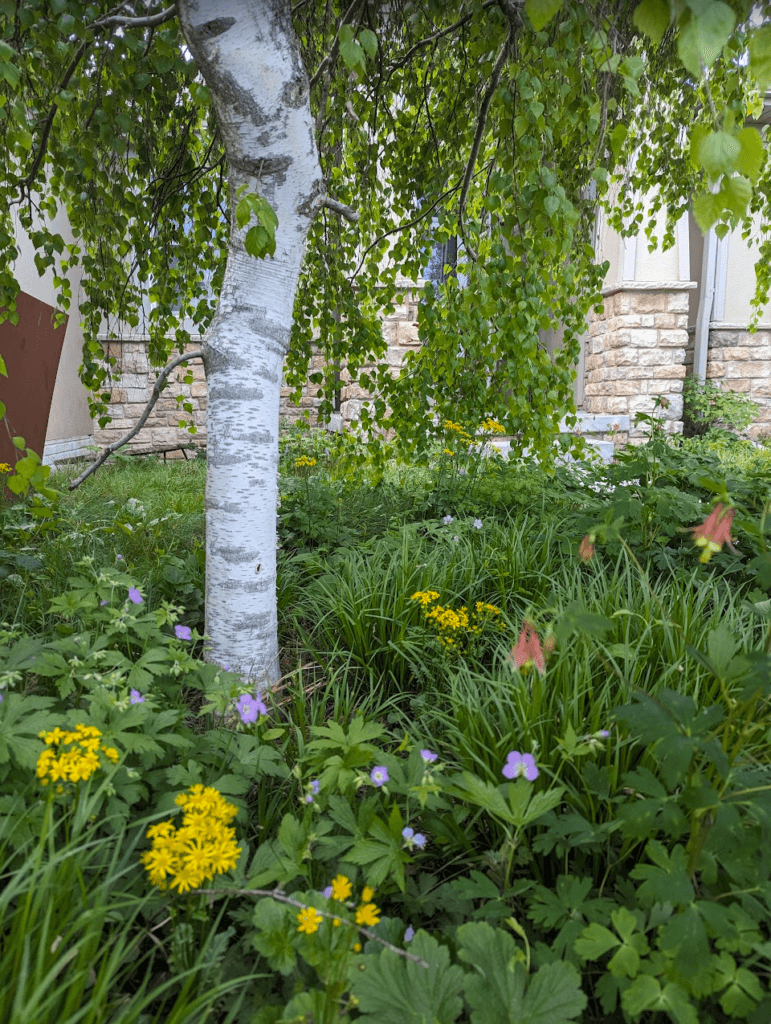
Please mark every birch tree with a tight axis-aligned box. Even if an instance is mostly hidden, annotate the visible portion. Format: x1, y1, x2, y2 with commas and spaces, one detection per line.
1, 0, 771, 685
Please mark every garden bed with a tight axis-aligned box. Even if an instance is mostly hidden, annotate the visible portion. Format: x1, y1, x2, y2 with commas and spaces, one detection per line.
1, 425, 770, 1023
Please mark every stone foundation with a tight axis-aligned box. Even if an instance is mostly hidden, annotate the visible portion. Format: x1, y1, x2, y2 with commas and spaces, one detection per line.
583, 282, 695, 439
693, 325, 771, 439
93, 339, 207, 454
278, 288, 421, 428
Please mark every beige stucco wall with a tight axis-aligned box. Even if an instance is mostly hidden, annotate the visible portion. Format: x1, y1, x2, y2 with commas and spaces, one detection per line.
634, 209, 681, 282
10, 203, 92, 442
719, 215, 771, 325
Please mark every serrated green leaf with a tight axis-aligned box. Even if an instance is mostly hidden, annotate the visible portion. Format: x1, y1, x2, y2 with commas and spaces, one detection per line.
359, 29, 377, 59
748, 24, 771, 90
677, 4, 736, 77
699, 131, 740, 178
622, 975, 661, 1015
251, 898, 297, 975
574, 922, 620, 960
461, 932, 588, 1024
693, 191, 721, 232
340, 38, 365, 74
736, 127, 764, 182
525, 0, 563, 32
350, 930, 465, 1023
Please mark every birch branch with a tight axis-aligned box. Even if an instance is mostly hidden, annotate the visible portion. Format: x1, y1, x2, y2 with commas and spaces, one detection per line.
194, 886, 429, 967
68, 348, 203, 490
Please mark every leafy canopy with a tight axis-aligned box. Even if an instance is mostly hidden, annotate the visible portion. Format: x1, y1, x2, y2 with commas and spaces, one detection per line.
1, 1, 771, 459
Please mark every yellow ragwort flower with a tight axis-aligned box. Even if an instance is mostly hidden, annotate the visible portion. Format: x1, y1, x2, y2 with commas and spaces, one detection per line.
361, 886, 375, 903
142, 785, 241, 892
297, 907, 324, 934
410, 590, 439, 606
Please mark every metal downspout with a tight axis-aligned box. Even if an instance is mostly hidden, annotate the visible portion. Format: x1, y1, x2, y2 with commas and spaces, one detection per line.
693, 227, 718, 381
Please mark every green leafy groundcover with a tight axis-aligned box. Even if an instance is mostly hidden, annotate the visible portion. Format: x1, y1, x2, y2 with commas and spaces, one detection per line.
1, 431, 771, 1022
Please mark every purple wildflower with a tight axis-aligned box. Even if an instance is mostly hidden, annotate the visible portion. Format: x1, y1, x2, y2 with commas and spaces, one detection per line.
420, 749, 438, 763
100, 600, 108, 606
598, 729, 610, 738
174, 624, 192, 641
402, 827, 414, 840
404, 925, 415, 942
323, 886, 333, 899
370, 766, 389, 787
442, 515, 454, 525
129, 688, 145, 704
473, 518, 483, 530
502, 750, 539, 781
128, 587, 143, 604
237, 693, 268, 725
116, 554, 124, 561
310, 780, 320, 795
413, 833, 427, 849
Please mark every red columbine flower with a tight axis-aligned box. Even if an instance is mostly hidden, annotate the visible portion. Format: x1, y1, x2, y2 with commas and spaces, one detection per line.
509, 621, 546, 676
692, 504, 736, 563
578, 535, 595, 562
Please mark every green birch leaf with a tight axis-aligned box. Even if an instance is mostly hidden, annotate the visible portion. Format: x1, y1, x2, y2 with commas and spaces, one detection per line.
677, 3, 736, 77
525, 0, 563, 32
693, 191, 721, 232
359, 29, 378, 59
748, 24, 771, 90
736, 127, 764, 182
699, 131, 740, 178
633, 0, 671, 46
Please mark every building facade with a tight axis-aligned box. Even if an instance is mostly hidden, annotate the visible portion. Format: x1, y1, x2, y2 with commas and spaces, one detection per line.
3, 196, 771, 468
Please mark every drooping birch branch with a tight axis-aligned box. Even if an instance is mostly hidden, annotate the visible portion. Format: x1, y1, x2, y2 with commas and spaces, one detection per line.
68, 348, 203, 490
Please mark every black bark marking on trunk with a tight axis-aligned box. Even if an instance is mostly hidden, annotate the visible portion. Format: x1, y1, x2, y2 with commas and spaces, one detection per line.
205, 498, 249, 514
211, 544, 260, 564
188, 17, 236, 42
207, 384, 266, 403
220, 578, 273, 593
232, 153, 293, 187
231, 611, 274, 631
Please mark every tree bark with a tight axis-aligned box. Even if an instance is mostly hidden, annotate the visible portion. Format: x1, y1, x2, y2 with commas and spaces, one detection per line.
177, 0, 323, 687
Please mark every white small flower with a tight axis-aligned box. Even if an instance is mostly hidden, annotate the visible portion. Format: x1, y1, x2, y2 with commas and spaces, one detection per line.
473, 518, 483, 530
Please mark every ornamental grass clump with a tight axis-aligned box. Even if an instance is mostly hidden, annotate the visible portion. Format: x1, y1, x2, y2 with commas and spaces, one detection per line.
141, 784, 241, 894
410, 590, 504, 650
36, 724, 119, 786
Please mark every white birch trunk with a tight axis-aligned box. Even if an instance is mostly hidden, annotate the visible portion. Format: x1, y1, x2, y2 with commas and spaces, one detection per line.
177, 0, 323, 687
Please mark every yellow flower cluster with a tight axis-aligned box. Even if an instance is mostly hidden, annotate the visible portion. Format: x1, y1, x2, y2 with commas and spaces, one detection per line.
0, 462, 11, 474
294, 455, 316, 468
297, 876, 380, 935
36, 724, 119, 786
480, 418, 505, 434
141, 784, 241, 894
410, 592, 504, 649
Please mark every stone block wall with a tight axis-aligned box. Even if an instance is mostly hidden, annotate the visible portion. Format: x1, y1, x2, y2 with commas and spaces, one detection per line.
278, 289, 421, 428
93, 339, 207, 454
583, 283, 695, 440
690, 326, 771, 439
